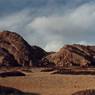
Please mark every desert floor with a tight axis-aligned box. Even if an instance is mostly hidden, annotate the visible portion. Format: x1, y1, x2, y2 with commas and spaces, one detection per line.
0, 68, 95, 95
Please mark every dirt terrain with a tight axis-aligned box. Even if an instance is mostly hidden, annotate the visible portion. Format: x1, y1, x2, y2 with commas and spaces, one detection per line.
0, 68, 95, 95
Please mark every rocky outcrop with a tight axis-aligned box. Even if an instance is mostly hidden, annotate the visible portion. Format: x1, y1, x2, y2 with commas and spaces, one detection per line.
0, 31, 33, 67
0, 31, 47, 67
0, 48, 18, 66
42, 44, 95, 67
40, 52, 56, 67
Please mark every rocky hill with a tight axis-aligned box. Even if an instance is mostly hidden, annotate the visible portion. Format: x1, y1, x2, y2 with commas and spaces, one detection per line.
1, 30, 95, 68
42, 44, 95, 67
0, 30, 47, 67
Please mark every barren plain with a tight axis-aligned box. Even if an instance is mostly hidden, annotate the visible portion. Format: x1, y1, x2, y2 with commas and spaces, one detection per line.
0, 68, 95, 95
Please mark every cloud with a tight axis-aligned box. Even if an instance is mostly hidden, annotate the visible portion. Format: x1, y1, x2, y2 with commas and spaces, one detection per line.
0, 9, 49, 48
76, 40, 94, 46
0, 0, 88, 15
31, 2, 95, 35
0, 0, 95, 51
44, 40, 64, 52
0, 9, 31, 32
76, 41, 89, 45
30, 2, 95, 46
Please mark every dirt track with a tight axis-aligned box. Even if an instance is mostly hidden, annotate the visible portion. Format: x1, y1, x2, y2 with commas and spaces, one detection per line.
0, 68, 95, 95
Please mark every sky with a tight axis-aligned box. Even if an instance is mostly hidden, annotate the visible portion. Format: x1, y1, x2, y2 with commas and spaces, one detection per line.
0, 0, 95, 51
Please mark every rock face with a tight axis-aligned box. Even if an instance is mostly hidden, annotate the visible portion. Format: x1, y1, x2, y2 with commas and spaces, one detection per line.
42, 44, 95, 67
0, 48, 18, 66
1, 30, 95, 68
0, 31, 47, 67
0, 31, 33, 67
30, 46, 47, 66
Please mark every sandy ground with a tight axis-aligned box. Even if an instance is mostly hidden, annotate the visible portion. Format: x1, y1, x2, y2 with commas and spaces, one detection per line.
0, 68, 95, 95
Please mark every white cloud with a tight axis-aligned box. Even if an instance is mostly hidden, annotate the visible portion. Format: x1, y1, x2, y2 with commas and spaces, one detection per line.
44, 40, 64, 52
0, 9, 31, 32
31, 2, 95, 36
77, 41, 89, 45
0, 1, 95, 51
76, 41, 94, 45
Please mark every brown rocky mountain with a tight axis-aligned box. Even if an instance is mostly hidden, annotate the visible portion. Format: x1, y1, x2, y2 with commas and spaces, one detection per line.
1, 30, 95, 68
42, 44, 95, 67
0, 30, 47, 67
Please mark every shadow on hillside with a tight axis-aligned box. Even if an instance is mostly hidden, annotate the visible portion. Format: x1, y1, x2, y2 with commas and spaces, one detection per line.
72, 89, 95, 95
0, 71, 25, 77
52, 69, 95, 75
0, 85, 40, 95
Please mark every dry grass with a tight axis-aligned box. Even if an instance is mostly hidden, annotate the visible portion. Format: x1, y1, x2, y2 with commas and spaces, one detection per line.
52, 67, 95, 75
41, 68, 55, 72
0, 68, 95, 95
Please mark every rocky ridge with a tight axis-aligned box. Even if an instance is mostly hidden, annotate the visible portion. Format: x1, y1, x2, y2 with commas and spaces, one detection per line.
0, 30, 95, 68
42, 44, 95, 67
0, 31, 47, 67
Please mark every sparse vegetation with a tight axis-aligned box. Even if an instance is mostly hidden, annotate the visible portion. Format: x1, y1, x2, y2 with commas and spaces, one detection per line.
0, 68, 95, 95
72, 89, 95, 95
52, 66, 95, 75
